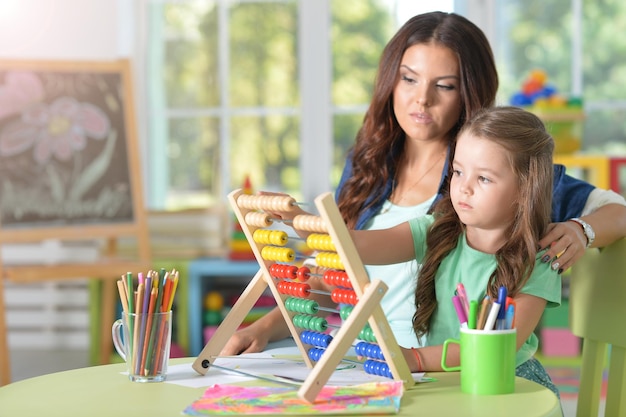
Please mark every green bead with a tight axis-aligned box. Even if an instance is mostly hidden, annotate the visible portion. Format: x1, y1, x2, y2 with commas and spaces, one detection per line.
285, 297, 296, 311
340, 306, 353, 320
304, 300, 319, 314
313, 317, 327, 332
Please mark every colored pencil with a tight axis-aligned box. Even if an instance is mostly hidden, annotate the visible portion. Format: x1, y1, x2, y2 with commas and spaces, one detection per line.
126, 272, 134, 314
145, 270, 167, 374
477, 295, 490, 330
150, 275, 171, 374
161, 279, 172, 313
167, 272, 179, 311
140, 288, 158, 374
132, 282, 145, 374
114, 268, 180, 376
152, 270, 179, 374
125, 272, 134, 354
116, 279, 128, 315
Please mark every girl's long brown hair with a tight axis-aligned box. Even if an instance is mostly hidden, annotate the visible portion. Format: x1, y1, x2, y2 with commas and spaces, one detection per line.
412, 106, 555, 338
337, 12, 498, 228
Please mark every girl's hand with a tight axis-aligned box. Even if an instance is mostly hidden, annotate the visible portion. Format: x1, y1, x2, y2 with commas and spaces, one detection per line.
257, 191, 309, 222
538, 221, 587, 273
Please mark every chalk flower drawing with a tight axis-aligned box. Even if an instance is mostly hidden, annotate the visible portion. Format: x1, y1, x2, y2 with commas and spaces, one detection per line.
0, 70, 45, 120
0, 96, 110, 163
0, 68, 131, 225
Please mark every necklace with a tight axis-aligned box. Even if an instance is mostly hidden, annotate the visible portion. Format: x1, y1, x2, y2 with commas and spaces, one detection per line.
383, 151, 446, 213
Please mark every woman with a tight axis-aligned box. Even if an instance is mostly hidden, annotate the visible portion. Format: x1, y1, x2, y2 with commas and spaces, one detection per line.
220, 11, 626, 355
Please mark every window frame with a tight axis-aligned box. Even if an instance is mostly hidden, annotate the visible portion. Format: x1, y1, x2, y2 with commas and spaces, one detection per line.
137, 0, 625, 211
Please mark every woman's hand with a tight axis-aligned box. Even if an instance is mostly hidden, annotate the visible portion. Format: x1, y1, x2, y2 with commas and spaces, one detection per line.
219, 307, 291, 356
219, 325, 271, 356
257, 190, 309, 223
538, 221, 587, 273
256, 191, 312, 239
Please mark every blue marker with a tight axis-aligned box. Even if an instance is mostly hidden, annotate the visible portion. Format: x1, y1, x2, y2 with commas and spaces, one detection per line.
496, 286, 507, 330
505, 304, 515, 329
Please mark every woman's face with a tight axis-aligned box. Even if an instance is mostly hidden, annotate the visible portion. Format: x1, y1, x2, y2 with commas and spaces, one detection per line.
392, 43, 462, 143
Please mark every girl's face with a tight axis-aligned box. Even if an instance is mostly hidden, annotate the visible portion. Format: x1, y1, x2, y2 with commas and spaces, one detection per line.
392, 43, 462, 143
450, 133, 519, 235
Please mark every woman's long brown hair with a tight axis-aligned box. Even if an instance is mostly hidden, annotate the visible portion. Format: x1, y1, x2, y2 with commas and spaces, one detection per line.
337, 12, 498, 228
412, 106, 555, 339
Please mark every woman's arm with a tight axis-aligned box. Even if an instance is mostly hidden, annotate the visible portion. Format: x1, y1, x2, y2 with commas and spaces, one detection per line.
539, 193, 626, 272
403, 294, 547, 372
220, 273, 335, 355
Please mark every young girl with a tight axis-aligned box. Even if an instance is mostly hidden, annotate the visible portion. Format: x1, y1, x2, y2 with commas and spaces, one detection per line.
349, 106, 560, 396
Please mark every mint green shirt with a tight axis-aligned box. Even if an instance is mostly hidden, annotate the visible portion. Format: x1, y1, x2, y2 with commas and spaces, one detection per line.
409, 215, 561, 367
362, 195, 435, 348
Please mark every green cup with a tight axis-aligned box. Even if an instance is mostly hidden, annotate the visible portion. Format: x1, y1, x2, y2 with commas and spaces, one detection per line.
441, 328, 516, 395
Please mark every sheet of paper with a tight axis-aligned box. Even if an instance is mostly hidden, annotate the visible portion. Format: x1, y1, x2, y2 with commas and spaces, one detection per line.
164, 353, 428, 388
270, 363, 426, 385
165, 353, 281, 388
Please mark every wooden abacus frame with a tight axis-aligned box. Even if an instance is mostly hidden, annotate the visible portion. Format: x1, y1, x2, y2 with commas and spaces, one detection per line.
192, 189, 413, 402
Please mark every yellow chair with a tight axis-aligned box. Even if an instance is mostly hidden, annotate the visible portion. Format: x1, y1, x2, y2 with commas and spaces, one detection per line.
569, 238, 626, 417
553, 155, 610, 189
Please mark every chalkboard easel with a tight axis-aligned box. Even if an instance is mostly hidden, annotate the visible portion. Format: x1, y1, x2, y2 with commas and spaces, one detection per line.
0, 59, 152, 385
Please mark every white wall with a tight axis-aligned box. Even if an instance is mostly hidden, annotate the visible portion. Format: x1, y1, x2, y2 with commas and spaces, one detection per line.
0, 0, 128, 59
0, 0, 149, 205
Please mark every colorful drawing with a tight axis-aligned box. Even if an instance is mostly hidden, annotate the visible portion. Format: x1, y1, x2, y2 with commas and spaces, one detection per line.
183, 381, 403, 415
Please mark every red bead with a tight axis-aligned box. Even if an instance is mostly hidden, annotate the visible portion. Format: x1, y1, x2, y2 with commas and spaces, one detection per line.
285, 265, 298, 280
297, 266, 310, 281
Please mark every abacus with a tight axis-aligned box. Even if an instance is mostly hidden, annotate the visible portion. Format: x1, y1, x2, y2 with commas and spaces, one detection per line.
192, 189, 413, 402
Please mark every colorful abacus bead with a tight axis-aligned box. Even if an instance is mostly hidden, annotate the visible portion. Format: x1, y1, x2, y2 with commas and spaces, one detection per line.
293, 215, 328, 233
339, 305, 353, 320
293, 314, 328, 332
330, 288, 358, 305
261, 246, 295, 262
323, 270, 352, 288
237, 194, 295, 212
354, 341, 385, 360
253, 229, 288, 246
308, 347, 325, 361
276, 281, 311, 297
296, 266, 311, 281
315, 252, 344, 270
300, 330, 333, 348
359, 325, 377, 343
363, 360, 393, 378
306, 233, 336, 252
284, 297, 319, 314
244, 211, 273, 227
269, 263, 298, 279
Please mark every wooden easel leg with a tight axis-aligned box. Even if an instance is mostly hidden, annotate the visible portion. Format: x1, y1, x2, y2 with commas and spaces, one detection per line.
99, 278, 116, 364
0, 277, 11, 386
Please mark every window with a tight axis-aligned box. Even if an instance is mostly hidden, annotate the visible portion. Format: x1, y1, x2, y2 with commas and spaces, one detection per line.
146, 0, 299, 209
144, 0, 624, 211
492, 0, 626, 154
330, 1, 455, 187
144, 0, 452, 209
